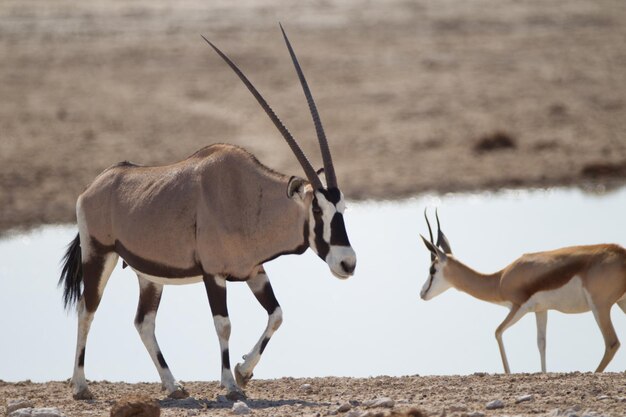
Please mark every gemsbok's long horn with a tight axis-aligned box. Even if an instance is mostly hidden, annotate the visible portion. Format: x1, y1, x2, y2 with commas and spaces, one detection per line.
201, 35, 324, 190
279, 23, 337, 189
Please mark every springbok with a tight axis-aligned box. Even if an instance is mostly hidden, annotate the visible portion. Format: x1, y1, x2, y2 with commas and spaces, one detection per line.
59, 26, 356, 401
419, 210, 626, 373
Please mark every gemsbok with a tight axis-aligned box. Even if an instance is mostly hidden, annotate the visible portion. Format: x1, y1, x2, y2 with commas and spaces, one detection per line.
419, 210, 626, 373
59, 25, 356, 401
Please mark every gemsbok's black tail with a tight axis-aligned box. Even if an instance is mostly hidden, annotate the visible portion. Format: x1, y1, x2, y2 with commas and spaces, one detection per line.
59, 233, 83, 310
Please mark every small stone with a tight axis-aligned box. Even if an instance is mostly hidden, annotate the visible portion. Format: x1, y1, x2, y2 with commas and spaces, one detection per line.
232, 401, 251, 415
515, 394, 534, 404
110, 395, 160, 417
466, 413, 485, 417
596, 395, 610, 401
300, 384, 313, 393
7, 400, 34, 414
485, 399, 504, 410
364, 397, 394, 409
449, 405, 467, 412
335, 403, 352, 413
9, 409, 64, 417
345, 410, 362, 417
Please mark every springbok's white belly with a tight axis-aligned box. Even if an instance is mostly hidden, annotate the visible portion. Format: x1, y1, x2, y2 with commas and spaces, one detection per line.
527, 276, 590, 314
131, 268, 204, 285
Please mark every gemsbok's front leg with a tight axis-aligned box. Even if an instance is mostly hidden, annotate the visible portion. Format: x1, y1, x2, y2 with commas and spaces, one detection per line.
202, 274, 245, 400
134, 276, 188, 399
535, 311, 548, 372
235, 268, 283, 387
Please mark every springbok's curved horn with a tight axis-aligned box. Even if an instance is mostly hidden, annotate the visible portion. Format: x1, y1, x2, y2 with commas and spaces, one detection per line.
435, 208, 453, 254
202, 35, 324, 190
424, 209, 435, 262
279, 24, 337, 189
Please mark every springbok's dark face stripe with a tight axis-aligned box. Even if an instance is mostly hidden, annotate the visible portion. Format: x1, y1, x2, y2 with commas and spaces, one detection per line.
423, 262, 437, 294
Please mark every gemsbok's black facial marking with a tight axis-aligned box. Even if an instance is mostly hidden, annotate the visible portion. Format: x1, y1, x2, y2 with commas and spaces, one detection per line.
330, 213, 350, 246
312, 197, 330, 260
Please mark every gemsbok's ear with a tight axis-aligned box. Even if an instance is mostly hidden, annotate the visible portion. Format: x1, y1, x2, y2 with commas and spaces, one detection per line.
420, 234, 448, 262
315, 168, 327, 188
287, 176, 307, 199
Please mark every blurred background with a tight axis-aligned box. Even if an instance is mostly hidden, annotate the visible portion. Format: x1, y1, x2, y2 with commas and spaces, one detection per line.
1, 0, 625, 235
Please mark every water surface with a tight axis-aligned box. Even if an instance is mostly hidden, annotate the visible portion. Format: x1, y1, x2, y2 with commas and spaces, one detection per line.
1, 187, 625, 382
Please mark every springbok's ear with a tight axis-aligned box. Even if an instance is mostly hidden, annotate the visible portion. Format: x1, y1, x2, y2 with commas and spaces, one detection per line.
419, 235, 448, 262
287, 176, 307, 199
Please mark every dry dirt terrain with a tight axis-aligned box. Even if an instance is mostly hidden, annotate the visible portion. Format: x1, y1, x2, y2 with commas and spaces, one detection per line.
2, 373, 626, 417
1, 0, 626, 234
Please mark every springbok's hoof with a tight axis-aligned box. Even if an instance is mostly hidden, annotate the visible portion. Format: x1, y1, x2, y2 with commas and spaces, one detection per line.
73, 388, 94, 400
226, 388, 247, 402
234, 363, 253, 388
167, 386, 189, 399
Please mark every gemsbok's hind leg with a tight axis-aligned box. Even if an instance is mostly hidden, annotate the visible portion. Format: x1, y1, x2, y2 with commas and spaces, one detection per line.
235, 267, 283, 387
71, 252, 118, 400
202, 274, 245, 401
590, 303, 620, 372
134, 275, 188, 399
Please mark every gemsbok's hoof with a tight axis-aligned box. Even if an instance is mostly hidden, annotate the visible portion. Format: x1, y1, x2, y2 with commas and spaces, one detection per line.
234, 363, 253, 388
167, 386, 189, 399
72, 388, 94, 400
226, 388, 247, 402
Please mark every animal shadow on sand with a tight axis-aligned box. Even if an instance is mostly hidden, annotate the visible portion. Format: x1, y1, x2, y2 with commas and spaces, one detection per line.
160, 396, 328, 411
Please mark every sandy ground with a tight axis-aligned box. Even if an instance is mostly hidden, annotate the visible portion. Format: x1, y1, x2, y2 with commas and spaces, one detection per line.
1, 0, 626, 234
2, 373, 626, 417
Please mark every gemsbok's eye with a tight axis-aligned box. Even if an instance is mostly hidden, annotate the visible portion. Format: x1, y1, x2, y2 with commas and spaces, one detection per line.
313, 206, 322, 214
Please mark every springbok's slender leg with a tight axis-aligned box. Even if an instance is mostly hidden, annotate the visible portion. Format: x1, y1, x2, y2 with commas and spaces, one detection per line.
202, 274, 245, 400
590, 303, 620, 372
71, 251, 118, 400
535, 311, 548, 372
495, 304, 526, 374
134, 275, 188, 399
235, 268, 283, 387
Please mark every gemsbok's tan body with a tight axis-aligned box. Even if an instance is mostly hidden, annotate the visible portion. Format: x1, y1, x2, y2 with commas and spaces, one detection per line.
59, 26, 357, 401
420, 211, 626, 373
